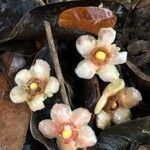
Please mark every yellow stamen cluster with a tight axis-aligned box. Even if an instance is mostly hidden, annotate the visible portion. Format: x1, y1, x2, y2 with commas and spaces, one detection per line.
95, 51, 106, 61
30, 82, 38, 91
62, 126, 72, 139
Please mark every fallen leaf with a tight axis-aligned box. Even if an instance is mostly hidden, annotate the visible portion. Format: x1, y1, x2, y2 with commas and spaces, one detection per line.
58, 6, 117, 35
127, 40, 150, 68
0, 99, 31, 150
1, 52, 26, 80
89, 116, 150, 150
0, 71, 9, 99
0, 52, 31, 150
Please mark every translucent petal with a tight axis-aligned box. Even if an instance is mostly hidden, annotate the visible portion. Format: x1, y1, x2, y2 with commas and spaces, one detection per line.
110, 44, 121, 53
110, 51, 127, 65
94, 95, 107, 114
44, 76, 60, 98
97, 64, 119, 82
71, 108, 91, 127
39, 119, 57, 139
103, 79, 125, 97
28, 94, 45, 111
118, 87, 142, 108
94, 79, 125, 114
75, 59, 96, 79
76, 35, 96, 58
113, 107, 131, 124
15, 69, 33, 87
31, 59, 50, 81
98, 28, 116, 45
10, 86, 28, 103
96, 110, 112, 129
51, 103, 71, 125
76, 126, 97, 148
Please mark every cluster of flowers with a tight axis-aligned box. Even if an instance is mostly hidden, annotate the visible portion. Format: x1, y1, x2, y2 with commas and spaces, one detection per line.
10, 27, 142, 150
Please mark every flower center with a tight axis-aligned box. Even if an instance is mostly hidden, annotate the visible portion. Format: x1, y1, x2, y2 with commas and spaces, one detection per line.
30, 82, 39, 91
103, 95, 119, 112
95, 51, 106, 61
91, 47, 111, 66
26, 79, 46, 101
57, 123, 78, 144
62, 125, 72, 139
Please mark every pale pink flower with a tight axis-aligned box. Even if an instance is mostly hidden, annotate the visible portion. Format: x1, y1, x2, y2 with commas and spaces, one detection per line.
75, 28, 127, 82
94, 79, 142, 129
39, 103, 97, 150
10, 59, 59, 111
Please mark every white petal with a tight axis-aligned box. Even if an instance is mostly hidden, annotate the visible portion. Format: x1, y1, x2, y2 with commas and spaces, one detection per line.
15, 69, 33, 87
71, 108, 91, 127
110, 51, 127, 65
75, 59, 96, 79
113, 107, 131, 124
31, 59, 50, 81
10, 86, 28, 103
98, 28, 116, 45
76, 126, 97, 148
76, 35, 96, 58
51, 103, 71, 125
57, 138, 76, 150
39, 119, 57, 139
96, 110, 112, 130
44, 76, 59, 98
28, 94, 45, 111
97, 64, 119, 82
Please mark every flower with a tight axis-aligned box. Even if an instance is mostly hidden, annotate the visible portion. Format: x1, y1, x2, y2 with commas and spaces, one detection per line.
39, 103, 97, 150
10, 59, 59, 111
75, 27, 127, 82
94, 79, 142, 129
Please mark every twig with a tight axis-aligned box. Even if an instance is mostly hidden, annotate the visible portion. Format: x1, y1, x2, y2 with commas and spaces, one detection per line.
44, 21, 70, 105
131, 0, 140, 9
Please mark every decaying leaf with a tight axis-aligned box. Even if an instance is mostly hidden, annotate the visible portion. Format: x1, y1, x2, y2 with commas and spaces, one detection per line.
0, 71, 9, 99
127, 40, 150, 68
58, 6, 117, 35
0, 98, 31, 150
0, 52, 26, 79
0, 0, 44, 40
123, 3, 150, 41
89, 116, 150, 150
125, 61, 150, 94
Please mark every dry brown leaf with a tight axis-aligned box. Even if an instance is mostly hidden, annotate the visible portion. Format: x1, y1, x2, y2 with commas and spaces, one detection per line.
0, 72, 9, 99
0, 52, 31, 150
0, 99, 31, 150
58, 6, 117, 35
1, 52, 26, 80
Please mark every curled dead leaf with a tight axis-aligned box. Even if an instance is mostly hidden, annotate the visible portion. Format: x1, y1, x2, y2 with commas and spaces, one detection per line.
126, 60, 150, 95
